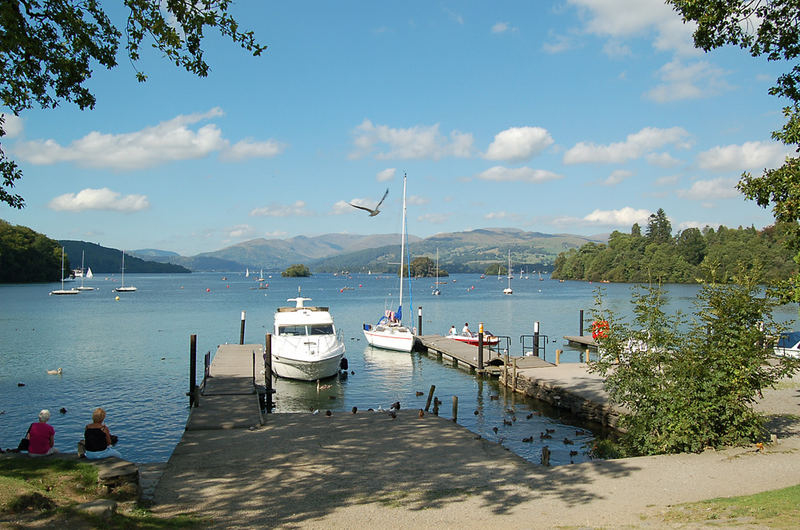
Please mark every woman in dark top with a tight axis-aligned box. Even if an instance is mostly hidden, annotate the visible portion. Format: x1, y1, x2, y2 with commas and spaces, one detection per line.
84, 407, 121, 459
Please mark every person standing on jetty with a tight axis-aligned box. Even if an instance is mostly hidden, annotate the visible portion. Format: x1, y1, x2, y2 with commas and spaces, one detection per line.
83, 407, 122, 460
28, 409, 58, 456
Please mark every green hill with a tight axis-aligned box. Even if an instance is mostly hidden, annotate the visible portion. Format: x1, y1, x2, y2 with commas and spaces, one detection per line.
60, 241, 190, 274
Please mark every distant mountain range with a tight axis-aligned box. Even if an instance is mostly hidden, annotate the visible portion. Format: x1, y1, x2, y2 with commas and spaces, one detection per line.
123, 228, 605, 273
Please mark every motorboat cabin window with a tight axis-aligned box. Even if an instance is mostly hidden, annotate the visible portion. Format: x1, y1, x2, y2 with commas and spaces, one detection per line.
310, 324, 334, 335
279, 325, 307, 336
278, 324, 335, 336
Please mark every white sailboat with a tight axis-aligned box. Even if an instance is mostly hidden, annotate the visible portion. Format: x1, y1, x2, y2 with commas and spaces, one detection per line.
363, 173, 415, 352
113, 251, 137, 292
432, 248, 441, 296
503, 250, 513, 295
50, 247, 79, 295
245, 267, 250, 278
76, 250, 95, 291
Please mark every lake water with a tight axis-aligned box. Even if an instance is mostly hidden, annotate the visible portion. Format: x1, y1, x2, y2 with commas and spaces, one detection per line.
1, 272, 796, 466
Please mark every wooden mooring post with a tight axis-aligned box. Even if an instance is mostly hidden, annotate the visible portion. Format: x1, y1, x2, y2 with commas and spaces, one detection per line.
579, 309, 584, 336
425, 384, 436, 412
239, 311, 246, 345
418, 306, 423, 336
452, 396, 458, 422
265, 333, 274, 413
188, 334, 198, 408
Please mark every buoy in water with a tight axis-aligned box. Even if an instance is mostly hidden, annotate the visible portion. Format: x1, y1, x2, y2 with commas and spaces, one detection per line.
115, 296, 120, 301
206, 288, 211, 292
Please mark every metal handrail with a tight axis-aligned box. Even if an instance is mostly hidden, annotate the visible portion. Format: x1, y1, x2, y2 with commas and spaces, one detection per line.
520, 334, 550, 361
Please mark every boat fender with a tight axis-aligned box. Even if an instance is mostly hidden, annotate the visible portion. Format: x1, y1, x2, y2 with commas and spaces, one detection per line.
340, 357, 348, 371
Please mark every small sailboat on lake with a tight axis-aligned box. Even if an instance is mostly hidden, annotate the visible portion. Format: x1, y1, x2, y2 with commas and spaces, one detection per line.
50, 247, 79, 295
503, 250, 513, 295
76, 250, 95, 291
113, 250, 137, 292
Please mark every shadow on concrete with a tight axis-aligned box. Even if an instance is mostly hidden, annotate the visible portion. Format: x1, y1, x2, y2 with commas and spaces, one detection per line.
152, 410, 641, 526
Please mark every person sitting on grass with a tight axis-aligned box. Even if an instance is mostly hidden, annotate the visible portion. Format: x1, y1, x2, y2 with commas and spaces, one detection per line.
28, 409, 59, 457
83, 407, 121, 460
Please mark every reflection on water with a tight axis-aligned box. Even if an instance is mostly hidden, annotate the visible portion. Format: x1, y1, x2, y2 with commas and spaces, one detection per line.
1, 273, 795, 466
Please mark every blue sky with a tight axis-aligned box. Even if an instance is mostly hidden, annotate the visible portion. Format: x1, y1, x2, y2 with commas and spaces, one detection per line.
1, 1, 793, 255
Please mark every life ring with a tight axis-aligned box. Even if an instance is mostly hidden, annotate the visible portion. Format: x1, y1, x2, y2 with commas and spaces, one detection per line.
591, 320, 609, 340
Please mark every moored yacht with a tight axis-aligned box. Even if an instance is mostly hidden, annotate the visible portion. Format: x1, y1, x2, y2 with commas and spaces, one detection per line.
271, 290, 346, 380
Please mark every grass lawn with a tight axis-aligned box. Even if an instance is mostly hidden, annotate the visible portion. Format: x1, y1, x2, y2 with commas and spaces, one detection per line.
0, 454, 201, 528
662, 483, 800, 527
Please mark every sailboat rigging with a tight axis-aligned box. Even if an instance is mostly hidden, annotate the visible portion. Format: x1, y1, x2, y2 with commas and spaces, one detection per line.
113, 250, 137, 292
363, 173, 415, 352
76, 250, 95, 291
50, 247, 79, 295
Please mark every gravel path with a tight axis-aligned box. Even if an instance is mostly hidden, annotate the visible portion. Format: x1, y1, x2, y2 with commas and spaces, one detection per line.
150, 372, 800, 528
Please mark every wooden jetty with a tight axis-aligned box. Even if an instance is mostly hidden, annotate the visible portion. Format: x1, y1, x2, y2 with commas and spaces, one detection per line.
190, 343, 266, 430
563, 335, 598, 350
417, 334, 553, 375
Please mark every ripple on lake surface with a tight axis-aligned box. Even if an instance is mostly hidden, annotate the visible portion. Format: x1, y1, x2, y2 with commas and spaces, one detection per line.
1, 272, 795, 465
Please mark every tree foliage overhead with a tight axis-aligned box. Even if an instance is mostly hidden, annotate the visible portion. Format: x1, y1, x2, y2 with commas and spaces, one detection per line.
552, 210, 796, 284
0, 0, 266, 208
667, 0, 800, 302
590, 281, 797, 456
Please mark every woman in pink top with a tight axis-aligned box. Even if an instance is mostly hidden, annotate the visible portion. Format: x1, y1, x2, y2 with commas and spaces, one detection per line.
27, 409, 58, 456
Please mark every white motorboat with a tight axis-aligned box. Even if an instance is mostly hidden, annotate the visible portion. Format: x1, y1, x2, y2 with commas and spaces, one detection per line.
50, 247, 79, 295
363, 173, 416, 352
113, 250, 137, 292
774, 331, 800, 359
271, 290, 346, 380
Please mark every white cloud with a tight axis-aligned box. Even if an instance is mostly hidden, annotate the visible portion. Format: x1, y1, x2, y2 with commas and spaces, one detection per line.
602, 40, 631, 57
563, 126, 690, 164
542, 32, 576, 54
476, 166, 563, 183
226, 224, 258, 239
646, 152, 681, 167
13, 108, 284, 170
484, 126, 554, 162
491, 21, 517, 34
696, 141, 790, 171
408, 195, 429, 206
602, 169, 633, 186
566, 0, 697, 56
677, 178, 739, 200
350, 119, 474, 160
583, 206, 652, 226
376, 168, 396, 182
678, 220, 714, 231
250, 200, 311, 217
645, 60, 731, 103
331, 200, 353, 215
1, 113, 23, 138
655, 174, 680, 186
48, 187, 149, 212
222, 138, 286, 161
417, 212, 449, 224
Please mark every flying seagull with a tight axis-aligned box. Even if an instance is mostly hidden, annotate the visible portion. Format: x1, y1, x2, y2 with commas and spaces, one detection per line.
349, 188, 389, 217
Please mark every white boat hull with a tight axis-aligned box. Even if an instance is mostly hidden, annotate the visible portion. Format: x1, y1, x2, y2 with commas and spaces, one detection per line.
363, 324, 415, 353
271, 335, 345, 380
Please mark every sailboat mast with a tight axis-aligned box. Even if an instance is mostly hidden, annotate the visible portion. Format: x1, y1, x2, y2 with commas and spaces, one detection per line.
398, 173, 407, 318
